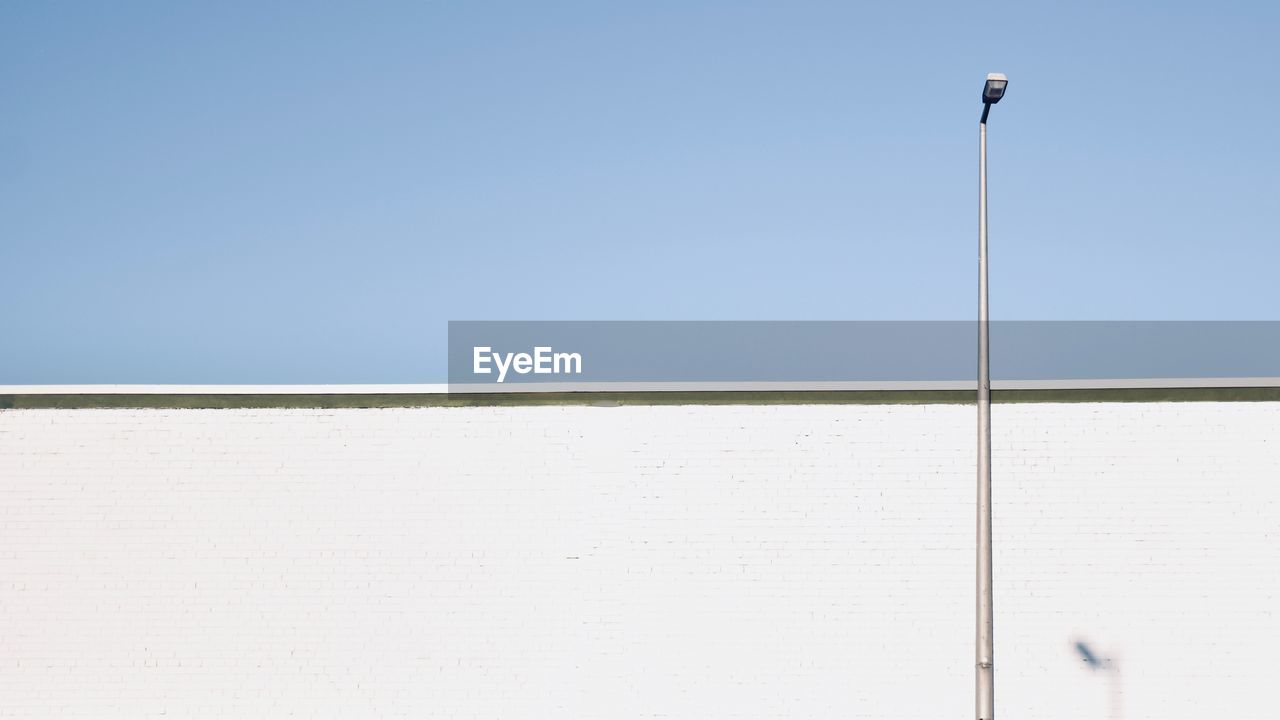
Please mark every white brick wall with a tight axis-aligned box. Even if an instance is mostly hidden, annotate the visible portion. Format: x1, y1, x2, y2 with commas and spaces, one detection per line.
1, 402, 1277, 718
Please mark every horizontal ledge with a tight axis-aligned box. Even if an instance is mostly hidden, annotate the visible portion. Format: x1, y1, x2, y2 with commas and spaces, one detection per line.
4, 378, 1280, 395
0, 384, 451, 395
5, 388, 1280, 409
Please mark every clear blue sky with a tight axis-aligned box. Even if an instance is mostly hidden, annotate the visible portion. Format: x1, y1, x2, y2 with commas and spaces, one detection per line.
3, 1, 1277, 383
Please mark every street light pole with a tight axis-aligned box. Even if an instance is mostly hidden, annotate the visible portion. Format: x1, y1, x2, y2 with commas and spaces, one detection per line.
976, 71, 1007, 720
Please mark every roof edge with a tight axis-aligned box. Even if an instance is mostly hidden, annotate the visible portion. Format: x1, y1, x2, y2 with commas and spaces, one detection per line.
4, 377, 1280, 395
4, 385, 1280, 409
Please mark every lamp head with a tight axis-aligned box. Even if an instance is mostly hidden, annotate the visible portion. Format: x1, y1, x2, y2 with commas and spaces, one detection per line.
983, 73, 1008, 104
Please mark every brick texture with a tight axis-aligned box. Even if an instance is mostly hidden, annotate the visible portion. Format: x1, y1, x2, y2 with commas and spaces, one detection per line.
1, 402, 1276, 718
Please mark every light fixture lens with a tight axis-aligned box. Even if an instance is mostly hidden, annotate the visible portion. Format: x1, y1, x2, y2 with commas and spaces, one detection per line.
983, 73, 1008, 103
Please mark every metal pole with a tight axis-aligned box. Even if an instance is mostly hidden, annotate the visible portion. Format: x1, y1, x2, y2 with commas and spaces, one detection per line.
976, 109, 995, 720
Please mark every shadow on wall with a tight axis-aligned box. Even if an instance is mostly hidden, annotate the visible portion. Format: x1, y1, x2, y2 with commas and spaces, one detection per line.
1074, 638, 1122, 720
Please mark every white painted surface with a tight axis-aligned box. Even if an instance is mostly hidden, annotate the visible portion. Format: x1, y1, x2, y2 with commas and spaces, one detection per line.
3, 377, 1280, 394
1, 402, 1277, 718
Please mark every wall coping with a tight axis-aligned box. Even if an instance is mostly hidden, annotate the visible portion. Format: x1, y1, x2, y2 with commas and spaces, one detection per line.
4, 380, 1280, 408
4, 377, 1280, 395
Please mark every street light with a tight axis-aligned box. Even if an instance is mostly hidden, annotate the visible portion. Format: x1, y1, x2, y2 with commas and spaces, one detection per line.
976, 71, 1007, 720
983, 73, 1008, 105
